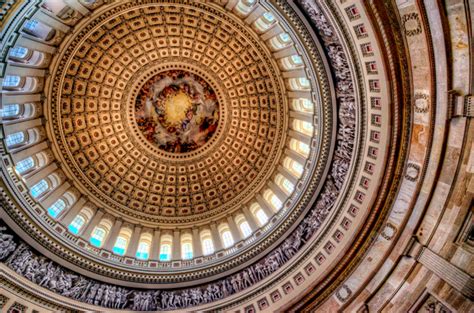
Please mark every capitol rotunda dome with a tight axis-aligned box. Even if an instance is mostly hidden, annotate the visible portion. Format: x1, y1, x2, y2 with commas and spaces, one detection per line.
0, 0, 472, 312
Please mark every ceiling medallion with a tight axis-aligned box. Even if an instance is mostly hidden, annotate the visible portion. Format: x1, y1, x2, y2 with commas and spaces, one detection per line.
134, 70, 219, 153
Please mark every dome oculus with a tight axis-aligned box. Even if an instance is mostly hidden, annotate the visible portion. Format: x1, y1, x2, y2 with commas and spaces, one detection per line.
134, 70, 219, 153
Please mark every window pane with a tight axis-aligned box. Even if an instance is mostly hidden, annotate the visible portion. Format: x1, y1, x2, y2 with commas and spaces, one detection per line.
2, 75, 21, 87
279, 33, 291, 44
31, 179, 48, 198
113, 236, 127, 255
291, 161, 304, 176
2, 104, 20, 117
10, 47, 29, 59
202, 238, 214, 255
221, 231, 234, 248
69, 216, 85, 234
47, 199, 66, 218
182, 242, 193, 260
90, 227, 106, 247
24, 20, 39, 31
6, 132, 25, 147
291, 55, 303, 65
15, 157, 34, 174
159, 244, 171, 261
270, 194, 282, 210
239, 221, 252, 238
281, 178, 294, 193
299, 77, 310, 88
136, 242, 150, 260
255, 209, 268, 226
263, 12, 275, 22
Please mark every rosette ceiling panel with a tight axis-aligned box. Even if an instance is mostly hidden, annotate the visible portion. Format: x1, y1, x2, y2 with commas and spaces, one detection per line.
0, 0, 472, 312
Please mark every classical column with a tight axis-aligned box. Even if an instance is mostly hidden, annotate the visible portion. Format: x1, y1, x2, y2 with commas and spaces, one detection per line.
419, 247, 473, 297
282, 69, 307, 79
242, 206, 259, 231
224, 0, 238, 10
150, 229, 161, 261
226, 215, 242, 242
24, 163, 57, 188
244, 5, 265, 24
256, 194, 275, 216
10, 142, 47, 163
59, 197, 86, 227
3, 118, 41, 135
40, 182, 70, 209
277, 165, 298, 185
125, 226, 142, 257
268, 181, 288, 201
285, 148, 307, 165
406, 237, 474, 298
172, 229, 181, 260
103, 219, 123, 251
192, 227, 202, 258
210, 223, 223, 251
273, 46, 298, 59
80, 209, 104, 239
289, 110, 313, 123
289, 130, 311, 145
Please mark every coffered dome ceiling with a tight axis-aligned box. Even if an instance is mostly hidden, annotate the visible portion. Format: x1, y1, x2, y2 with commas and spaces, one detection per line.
47, 0, 327, 225
0, 0, 472, 312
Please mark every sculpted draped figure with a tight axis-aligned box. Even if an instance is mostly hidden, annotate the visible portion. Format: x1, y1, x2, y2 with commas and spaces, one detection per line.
0, 226, 16, 260
0, 212, 329, 310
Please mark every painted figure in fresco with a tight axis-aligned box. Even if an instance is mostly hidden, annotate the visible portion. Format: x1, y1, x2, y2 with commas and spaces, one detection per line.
135, 70, 219, 153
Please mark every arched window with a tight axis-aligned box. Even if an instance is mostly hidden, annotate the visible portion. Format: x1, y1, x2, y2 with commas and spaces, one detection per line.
159, 235, 172, 261
69, 215, 85, 234
136, 243, 150, 259
250, 204, 269, 226
30, 179, 49, 198
90, 227, 107, 247
255, 209, 268, 225
90, 219, 112, 248
2, 75, 21, 88
9, 47, 29, 59
23, 20, 39, 32
239, 221, 252, 238
289, 139, 310, 157
221, 231, 233, 248
281, 55, 303, 70
291, 55, 303, 65
289, 77, 310, 91
219, 224, 234, 248
68, 207, 93, 235
136, 233, 152, 260
200, 230, 214, 255
181, 233, 193, 260
292, 120, 314, 136
254, 12, 276, 32
291, 98, 313, 113
23, 19, 56, 41
2, 104, 20, 118
235, 214, 252, 238
283, 157, 304, 177
15, 157, 35, 174
275, 174, 294, 194
112, 228, 132, 256
270, 33, 292, 50
113, 237, 128, 255
47, 199, 66, 218
234, 0, 256, 16
6, 132, 25, 147
264, 190, 283, 211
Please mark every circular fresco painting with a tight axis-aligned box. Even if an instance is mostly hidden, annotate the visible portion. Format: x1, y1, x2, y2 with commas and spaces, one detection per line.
135, 70, 219, 153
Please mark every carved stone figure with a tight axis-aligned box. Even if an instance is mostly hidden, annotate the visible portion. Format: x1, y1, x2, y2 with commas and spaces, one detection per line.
0, 227, 16, 260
